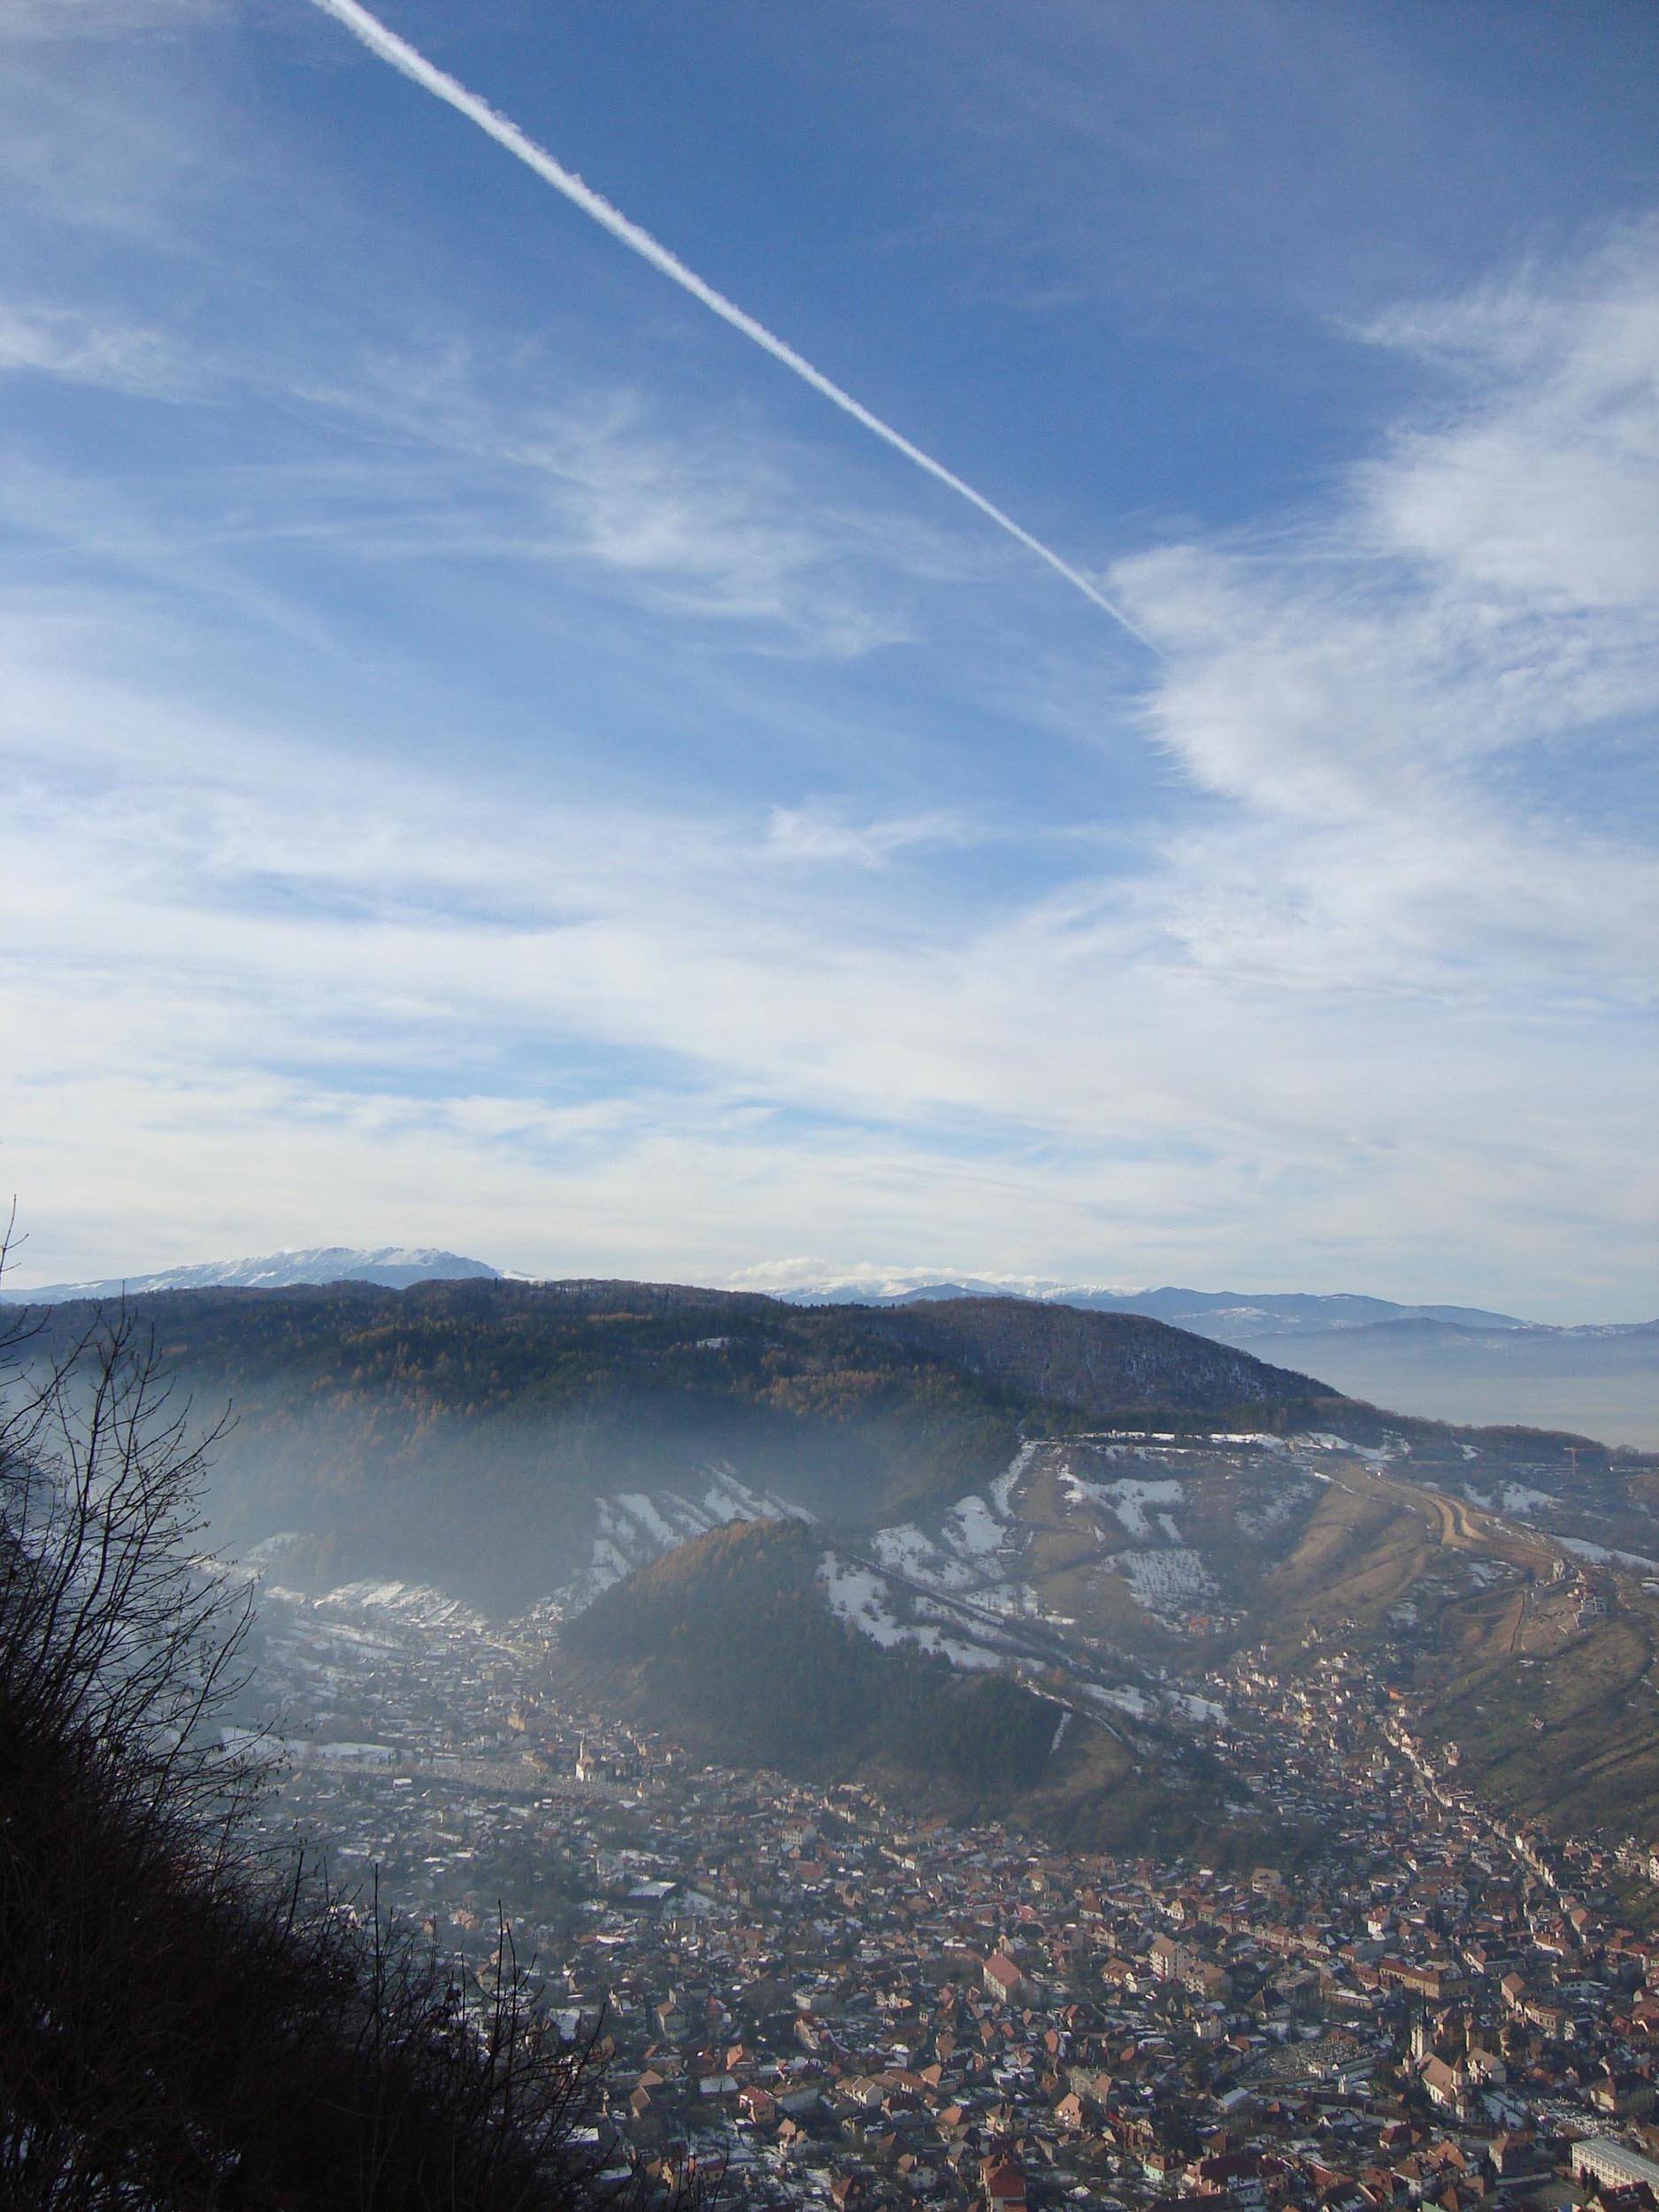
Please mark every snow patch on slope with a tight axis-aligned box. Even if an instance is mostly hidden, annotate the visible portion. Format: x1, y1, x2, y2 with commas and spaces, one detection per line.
863, 1453, 1033, 1618
1235, 1479, 1318, 1537
316, 1579, 487, 1633
557, 1464, 815, 1614
1114, 1548, 1220, 1627
1560, 1537, 1659, 1573
818, 1552, 1003, 1670
1501, 1483, 1559, 1520
1061, 1472, 1185, 1540
990, 1440, 1041, 1519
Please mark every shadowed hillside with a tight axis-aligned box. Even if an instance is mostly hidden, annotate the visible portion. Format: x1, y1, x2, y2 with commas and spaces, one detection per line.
860, 1295, 1331, 1424
0, 1303, 625, 2211
553, 1515, 1321, 1863
20, 1279, 1342, 1609
559, 1517, 1059, 1807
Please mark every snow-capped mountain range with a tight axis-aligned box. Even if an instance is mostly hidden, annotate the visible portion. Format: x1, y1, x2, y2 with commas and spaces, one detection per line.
8, 1249, 1532, 1335
761, 1270, 1533, 1339
2, 1246, 500, 1302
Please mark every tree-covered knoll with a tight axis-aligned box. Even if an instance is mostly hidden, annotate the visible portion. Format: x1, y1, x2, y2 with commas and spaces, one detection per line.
561, 1517, 1056, 1801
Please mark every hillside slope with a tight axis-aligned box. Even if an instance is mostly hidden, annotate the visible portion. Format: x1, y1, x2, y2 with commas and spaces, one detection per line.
551, 1425, 1659, 1850
558, 1517, 1058, 1804
862, 1295, 1329, 1422
21, 1279, 1340, 1607
553, 1517, 1275, 1855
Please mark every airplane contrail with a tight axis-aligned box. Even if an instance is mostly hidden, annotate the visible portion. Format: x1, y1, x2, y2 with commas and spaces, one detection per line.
303, 0, 1153, 647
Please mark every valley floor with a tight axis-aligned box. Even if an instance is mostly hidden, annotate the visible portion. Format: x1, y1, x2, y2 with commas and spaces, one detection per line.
242, 1566, 1659, 2212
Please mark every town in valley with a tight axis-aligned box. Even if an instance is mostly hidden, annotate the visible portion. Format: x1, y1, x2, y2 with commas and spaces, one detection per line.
244, 1469, 1659, 2212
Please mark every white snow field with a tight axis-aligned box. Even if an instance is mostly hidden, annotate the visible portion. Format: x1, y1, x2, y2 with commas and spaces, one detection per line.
1113, 1547, 1220, 1626
554, 1463, 814, 1613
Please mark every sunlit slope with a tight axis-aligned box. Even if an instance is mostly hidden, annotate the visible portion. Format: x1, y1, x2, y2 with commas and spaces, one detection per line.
1229, 1452, 1659, 1838
555, 1432, 1659, 1847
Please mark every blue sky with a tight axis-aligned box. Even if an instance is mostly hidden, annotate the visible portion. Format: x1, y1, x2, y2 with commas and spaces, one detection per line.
2, 0, 1655, 1317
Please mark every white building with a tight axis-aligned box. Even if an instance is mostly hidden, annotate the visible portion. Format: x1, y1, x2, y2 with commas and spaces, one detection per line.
1572, 2137, 1659, 2194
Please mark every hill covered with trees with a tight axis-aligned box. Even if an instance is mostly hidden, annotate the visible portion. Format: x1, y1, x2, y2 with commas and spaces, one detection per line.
560, 1517, 1058, 1807
19, 1279, 1341, 1609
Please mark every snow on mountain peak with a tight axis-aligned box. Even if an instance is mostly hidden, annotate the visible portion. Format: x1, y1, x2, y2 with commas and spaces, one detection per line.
4, 1246, 501, 1302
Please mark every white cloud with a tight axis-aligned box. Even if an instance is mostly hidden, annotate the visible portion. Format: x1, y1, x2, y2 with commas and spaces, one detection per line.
0, 300, 187, 396
0, 165, 1654, 1314
0, 0, 219, 37
1360, 232, 1659, 616
3, 583, 1653, 1311
1107, 221, 1659, 1024
0, 333, 945, 660
763, 804, 970, 868
527, 407, 916, 654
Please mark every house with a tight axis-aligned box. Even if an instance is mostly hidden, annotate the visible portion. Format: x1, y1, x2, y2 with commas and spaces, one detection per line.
1188, 2149, 1271, 2204
983, 1953, 1033, 2007
1150, 1934, 1190, 1983
1379, 1956, 1463, 2002
627, 2086, 667, 2147
979, 2154, 1027, 2208
1488, 2129, 1545, 2179
1594, 2071, 1656, 2120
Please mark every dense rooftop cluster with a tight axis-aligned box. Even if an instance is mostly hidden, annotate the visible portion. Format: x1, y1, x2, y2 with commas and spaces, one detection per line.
247, 1563, 1659, 2212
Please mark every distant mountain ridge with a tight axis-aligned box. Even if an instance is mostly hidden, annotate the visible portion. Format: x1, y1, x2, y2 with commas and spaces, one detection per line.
782, 1275, 1532, 1339
9, 1250, 1648, 1444
15, 1249, 1643, 1343
775, 1277, 1658, 1447
3, 1246, 501, 1302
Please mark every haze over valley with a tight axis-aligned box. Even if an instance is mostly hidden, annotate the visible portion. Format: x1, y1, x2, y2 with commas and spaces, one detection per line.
18, 1267, 1656, 1845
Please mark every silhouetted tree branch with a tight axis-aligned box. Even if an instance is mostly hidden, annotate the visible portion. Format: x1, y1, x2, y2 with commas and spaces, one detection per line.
0, 1226, 655, 2211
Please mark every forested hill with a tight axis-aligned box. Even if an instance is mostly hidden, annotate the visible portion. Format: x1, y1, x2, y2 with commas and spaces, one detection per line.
558, 1517, 1059, 1809
23, 1275, 1332, 1423
554, 1517, 1293, 1855
20, 1279, 1343, 1607
857, 1295, 1325, 1420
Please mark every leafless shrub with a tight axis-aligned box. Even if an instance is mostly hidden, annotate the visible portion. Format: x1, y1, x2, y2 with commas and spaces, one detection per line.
0, 1230, 658, 2211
